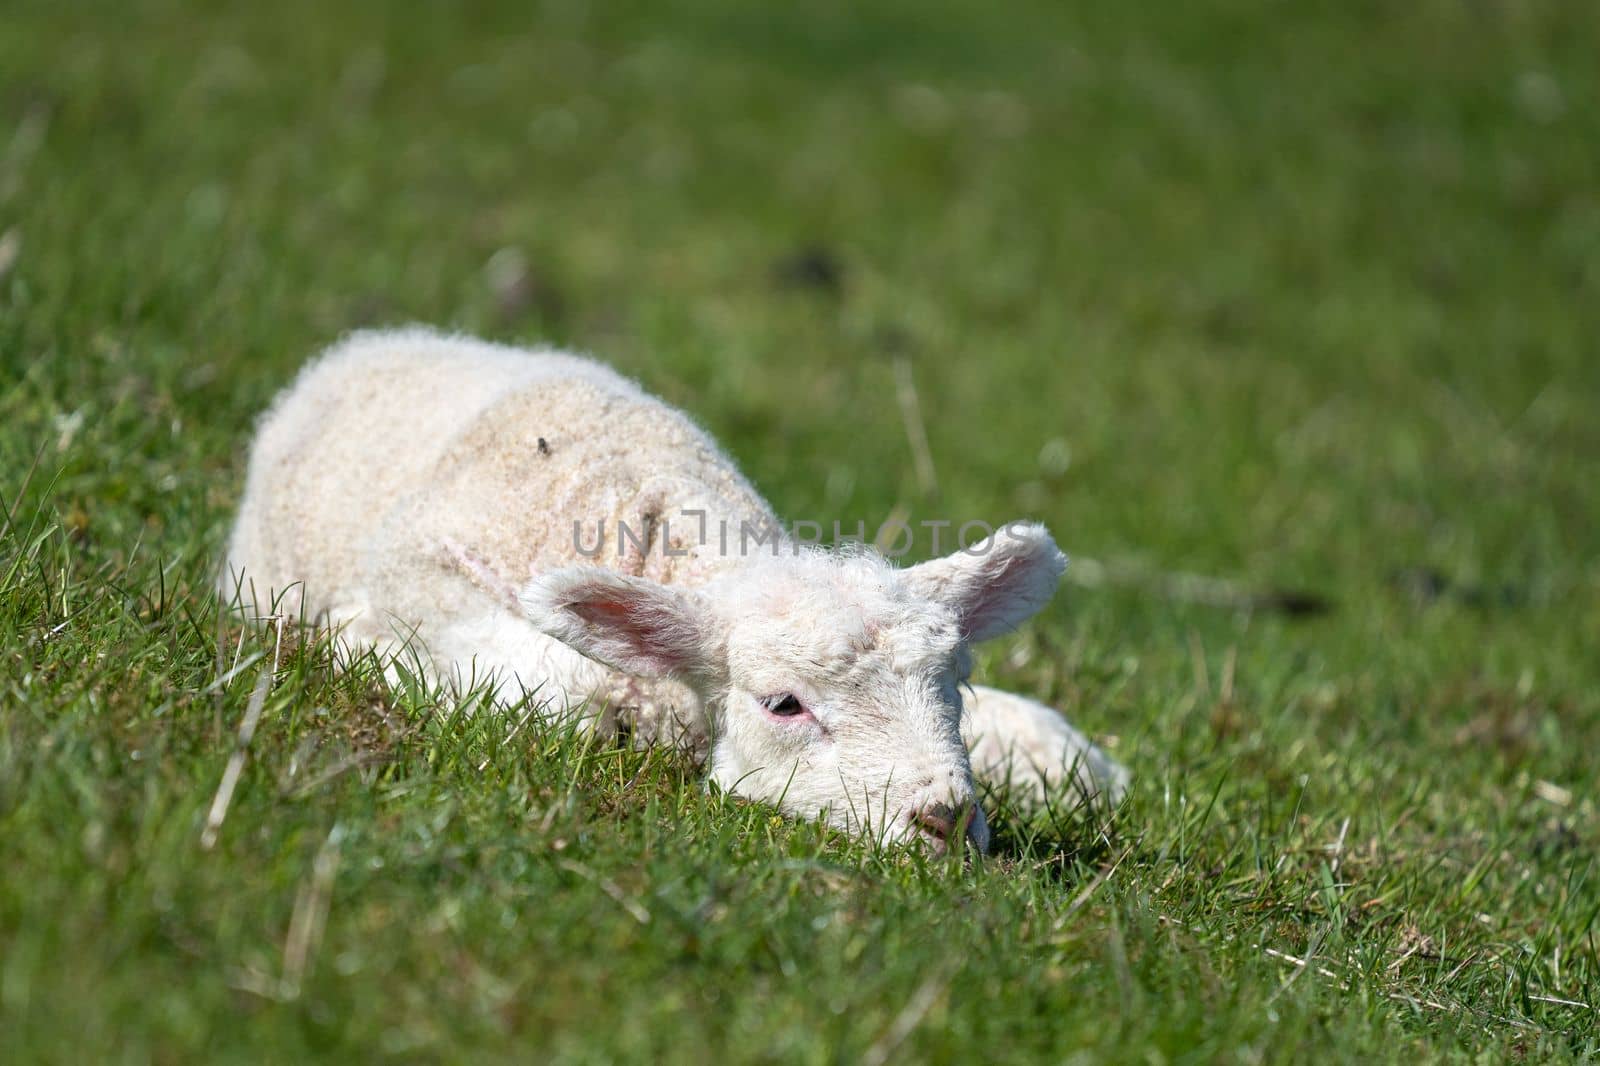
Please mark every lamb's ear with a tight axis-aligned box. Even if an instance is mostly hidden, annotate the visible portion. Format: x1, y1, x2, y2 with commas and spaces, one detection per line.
901, 522, 1066, 644
520, 568, 721, 680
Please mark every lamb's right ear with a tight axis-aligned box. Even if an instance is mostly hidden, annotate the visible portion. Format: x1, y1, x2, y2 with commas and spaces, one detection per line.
520, 567, 722, 681
901, 522, 1066, 644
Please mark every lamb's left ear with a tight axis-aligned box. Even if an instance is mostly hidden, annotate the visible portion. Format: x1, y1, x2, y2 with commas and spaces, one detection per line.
901, 522, 1066, 643
520, 567, 722, 681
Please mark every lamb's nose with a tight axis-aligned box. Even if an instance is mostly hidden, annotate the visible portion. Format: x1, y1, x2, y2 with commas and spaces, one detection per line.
912, 802, 959, 843
912, 801, 990, 854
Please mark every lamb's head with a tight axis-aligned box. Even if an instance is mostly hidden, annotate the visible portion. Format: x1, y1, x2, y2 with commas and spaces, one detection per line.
520, 522, 1066, 854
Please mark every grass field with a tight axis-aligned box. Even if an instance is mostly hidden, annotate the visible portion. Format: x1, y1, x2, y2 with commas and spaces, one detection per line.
3, 0, 1599, 1060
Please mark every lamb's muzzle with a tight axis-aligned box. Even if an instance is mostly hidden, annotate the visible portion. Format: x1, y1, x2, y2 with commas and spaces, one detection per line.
909, 801, 990, 855
219, 328, 1130, 849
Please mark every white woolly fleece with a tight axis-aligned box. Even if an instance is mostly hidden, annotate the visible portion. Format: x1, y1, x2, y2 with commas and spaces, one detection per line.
222, 329, 1128, 850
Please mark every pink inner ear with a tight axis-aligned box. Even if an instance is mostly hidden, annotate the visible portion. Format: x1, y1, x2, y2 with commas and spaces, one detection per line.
567, 593, 637, 630
563, 584, 700, 676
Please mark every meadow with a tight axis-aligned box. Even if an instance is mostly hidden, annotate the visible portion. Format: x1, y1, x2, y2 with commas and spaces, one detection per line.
2, 1, 1598, 1060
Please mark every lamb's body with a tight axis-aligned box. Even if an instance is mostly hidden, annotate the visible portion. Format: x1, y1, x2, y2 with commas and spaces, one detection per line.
224, 329, 1127, 840
226, 330, 777, 745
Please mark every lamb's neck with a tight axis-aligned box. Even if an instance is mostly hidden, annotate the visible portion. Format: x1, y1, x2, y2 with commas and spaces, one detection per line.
673, 510, 798, 584
630, 477, 791, 588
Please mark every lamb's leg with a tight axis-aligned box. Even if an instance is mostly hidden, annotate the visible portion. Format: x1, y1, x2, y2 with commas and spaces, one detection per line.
962, 684, 1130, 806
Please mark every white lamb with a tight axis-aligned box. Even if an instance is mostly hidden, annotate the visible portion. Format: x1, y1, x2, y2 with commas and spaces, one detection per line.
220, 329, 1128, 852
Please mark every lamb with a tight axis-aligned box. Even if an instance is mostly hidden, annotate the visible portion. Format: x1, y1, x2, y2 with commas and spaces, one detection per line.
220, 328, 1129, 852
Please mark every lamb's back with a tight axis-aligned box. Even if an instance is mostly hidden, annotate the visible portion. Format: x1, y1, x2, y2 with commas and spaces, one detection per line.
223, 329, 772, 625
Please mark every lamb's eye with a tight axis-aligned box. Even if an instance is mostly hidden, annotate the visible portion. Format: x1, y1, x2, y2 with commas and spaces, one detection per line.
763, 693, 805, 717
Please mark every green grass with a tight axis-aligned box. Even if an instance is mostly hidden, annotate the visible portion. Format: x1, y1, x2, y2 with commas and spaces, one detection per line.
3, 0, 1599, 1060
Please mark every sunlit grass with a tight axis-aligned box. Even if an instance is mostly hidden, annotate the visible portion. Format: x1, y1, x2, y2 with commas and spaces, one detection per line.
2, 0, 1598, 1060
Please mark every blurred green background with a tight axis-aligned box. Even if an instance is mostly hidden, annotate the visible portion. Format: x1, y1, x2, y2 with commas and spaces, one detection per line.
2, 1, 1597, 1060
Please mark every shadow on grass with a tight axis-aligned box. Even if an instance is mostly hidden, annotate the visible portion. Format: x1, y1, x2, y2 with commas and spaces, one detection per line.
980, 778, 1130, 884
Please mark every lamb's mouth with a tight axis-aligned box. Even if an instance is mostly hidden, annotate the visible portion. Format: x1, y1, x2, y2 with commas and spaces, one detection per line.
905, 804, 990, 856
